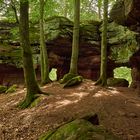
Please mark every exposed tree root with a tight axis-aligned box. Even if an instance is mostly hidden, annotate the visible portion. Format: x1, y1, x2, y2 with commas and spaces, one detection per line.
18, 90, 49, 109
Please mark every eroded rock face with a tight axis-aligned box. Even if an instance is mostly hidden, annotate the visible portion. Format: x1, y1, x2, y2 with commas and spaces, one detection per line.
129, 51, 140, 93
110, 0, 140, 27
0, 16, 139, 85
110, 0, 140, 90
0, 64, 40, 86
0, 64, 24, 86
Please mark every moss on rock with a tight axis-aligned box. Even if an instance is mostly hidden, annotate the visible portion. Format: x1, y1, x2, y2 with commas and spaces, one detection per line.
0, 85, 7, 94
107, 77, 129, 87
59, 73, 77, 84
106, 22, 139, 63
63, 75, 83, 88
30, 96, 41, 108
59, 73, 83, 87
6, 84, 17, 93
44, 16, 73, 41
39, 119, 120, 140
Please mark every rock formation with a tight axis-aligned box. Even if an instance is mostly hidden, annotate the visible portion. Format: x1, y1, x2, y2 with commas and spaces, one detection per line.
0, 0, 140, 87
110, 0, 140, 28
110, 0, 140, 90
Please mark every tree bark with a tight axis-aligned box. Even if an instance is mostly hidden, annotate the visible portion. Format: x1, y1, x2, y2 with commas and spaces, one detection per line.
69, 0, 80, 75
130, 67, 140, 95
95, 0, 108, 86
97, 0, 102, 20
64, 0, 68, 18
40, 0, 50, 84
19, 0, 42, 108
11, 0, 19, 23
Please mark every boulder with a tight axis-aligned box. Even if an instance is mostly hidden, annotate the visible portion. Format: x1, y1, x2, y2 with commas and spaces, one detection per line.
107, 77, 129, 87
39, 119, 119, 140
0, 85, 7, 94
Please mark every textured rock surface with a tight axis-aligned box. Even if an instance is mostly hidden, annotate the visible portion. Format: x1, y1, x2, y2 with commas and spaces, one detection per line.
107, 77, 129, 87
110, 0, 140, 27
39, 119, 119, 140
0, 15, 140, 85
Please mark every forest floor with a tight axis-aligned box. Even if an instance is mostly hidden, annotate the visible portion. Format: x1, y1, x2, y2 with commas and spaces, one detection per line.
0, 79, 140, 140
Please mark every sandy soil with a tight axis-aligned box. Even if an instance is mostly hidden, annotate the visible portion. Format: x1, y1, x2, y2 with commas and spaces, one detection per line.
0, 80, 140, 140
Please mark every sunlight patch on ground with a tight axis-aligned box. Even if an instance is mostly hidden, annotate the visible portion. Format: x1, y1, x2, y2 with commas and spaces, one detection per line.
93, 91, 104, 97
93, 88, 120, 98
5, 100, 17, 106
42, 82, 59, 89
9, 89, 26, 96
17, 89, 26, 94
43, 85, 52, 88
68, 92, 90, 98
19, 111, 35, 121
88, 85, 97, 91
54, 99, 79, 109
18, 112, 33, 124
77, 85, 95, 91
42, 92, 90, 110
136, 104, 140, 107
108, 88, 120, 95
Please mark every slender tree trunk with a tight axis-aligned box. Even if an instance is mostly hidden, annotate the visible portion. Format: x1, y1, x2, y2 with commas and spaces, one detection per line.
11, 0, 19, 23
64, 0, 68, 18
98, 6, 101, 20
69, 0, 80, 75
95, 0, 108, 86
40, 0, 50, 84
97, 0, 102, 20
19, 0, 42, 108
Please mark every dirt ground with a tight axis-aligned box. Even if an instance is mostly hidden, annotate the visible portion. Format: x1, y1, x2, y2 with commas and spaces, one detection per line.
0, 79, 140, 140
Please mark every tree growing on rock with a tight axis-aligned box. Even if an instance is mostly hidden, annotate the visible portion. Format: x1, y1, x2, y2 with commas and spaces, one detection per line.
60, 0, 83, 87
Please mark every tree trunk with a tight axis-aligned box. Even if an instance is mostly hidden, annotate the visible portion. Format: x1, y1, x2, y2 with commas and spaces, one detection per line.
97, 0, 102, 20
130, 67, 140, 95
69, 0, 80, 75
40, 0, 50, 84
98, 6, 101, 20
95, 0, 108, 86
11, 0, 19, 23
64, 0, 68, 18
19, 0, 42, 108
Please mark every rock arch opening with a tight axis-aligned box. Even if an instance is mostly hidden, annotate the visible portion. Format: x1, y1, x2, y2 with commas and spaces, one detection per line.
113, 66, 132, 86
